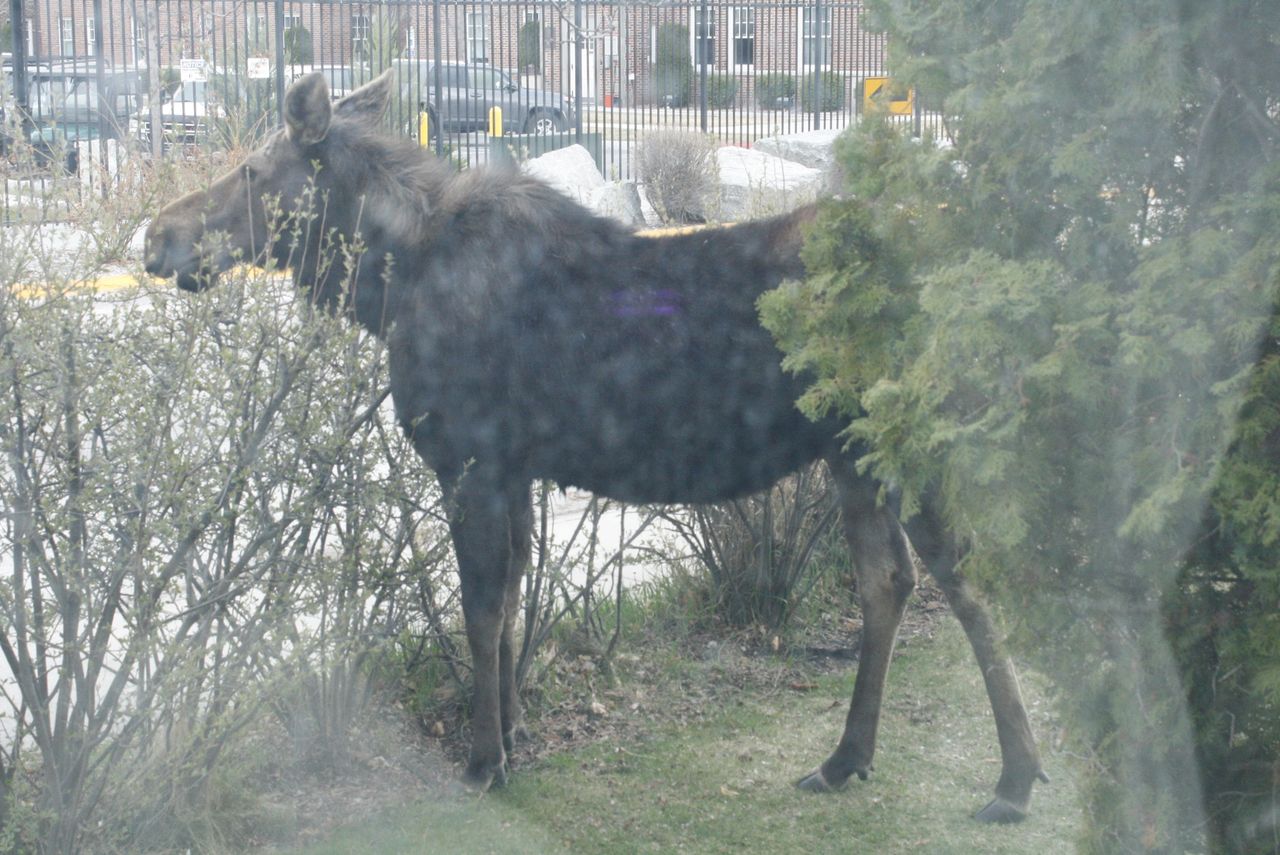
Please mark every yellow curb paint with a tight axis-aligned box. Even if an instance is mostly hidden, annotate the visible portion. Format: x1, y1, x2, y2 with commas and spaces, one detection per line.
10, 266, 283, 300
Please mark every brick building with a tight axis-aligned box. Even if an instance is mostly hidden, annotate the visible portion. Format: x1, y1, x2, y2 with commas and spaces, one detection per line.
12, 0, 883, 110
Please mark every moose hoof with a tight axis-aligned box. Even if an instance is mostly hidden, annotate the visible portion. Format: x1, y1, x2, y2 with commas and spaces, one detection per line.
462, 759, 509, 793
974, 796, 1029, 824
795, 768, 848, 794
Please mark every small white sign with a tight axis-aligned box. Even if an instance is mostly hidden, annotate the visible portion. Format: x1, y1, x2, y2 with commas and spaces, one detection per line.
179, 58, 207, 83
247, 57, 271, 80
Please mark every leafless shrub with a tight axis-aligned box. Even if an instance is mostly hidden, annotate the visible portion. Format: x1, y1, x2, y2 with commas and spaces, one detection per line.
517, 488, 661, 688
0, 228, 441, 851
658, 463, 840, 629
637, 130, 718, 225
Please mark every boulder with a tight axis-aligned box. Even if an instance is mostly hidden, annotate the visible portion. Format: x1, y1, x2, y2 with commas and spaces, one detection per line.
523, 144, 604, 206
713, 146, 822, 221
588, 181, 645, 227
752, 127, 846, 172
524, 144, 644, 225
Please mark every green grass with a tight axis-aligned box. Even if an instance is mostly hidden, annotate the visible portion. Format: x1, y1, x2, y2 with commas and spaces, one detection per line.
282, 620, 1081, 854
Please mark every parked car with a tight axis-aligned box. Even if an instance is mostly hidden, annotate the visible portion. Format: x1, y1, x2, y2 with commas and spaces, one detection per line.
3, 61, 143, 172
392, 60, 573, 138
286, 64, 365, 100
131, 79, 217, 151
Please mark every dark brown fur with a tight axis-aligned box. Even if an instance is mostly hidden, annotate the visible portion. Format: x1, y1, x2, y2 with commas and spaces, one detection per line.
145, 71, 1046, 822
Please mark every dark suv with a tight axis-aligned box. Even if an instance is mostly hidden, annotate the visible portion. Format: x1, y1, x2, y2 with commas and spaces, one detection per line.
3, 61, 142, 172
393, 60, 573, 138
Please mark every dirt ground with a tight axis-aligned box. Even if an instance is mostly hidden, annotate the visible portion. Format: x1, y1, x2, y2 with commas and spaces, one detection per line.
251, 577, 952, 851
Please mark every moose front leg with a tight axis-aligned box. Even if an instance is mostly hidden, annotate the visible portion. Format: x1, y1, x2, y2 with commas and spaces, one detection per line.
798, 459, 917, 792
446, 477, 518, 790
905, 499, 1048, 823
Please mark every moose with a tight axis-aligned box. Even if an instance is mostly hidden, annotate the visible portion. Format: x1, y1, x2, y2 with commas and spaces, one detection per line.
145, 70, 1048, 822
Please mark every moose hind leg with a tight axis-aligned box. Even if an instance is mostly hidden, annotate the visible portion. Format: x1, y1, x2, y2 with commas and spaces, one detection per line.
799, 458, 916, 792
905, 499, 1048, 822
500, 486, 533, 755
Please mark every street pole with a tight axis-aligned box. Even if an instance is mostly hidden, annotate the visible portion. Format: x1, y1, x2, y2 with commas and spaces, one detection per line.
9, 0, 29, 143
274, 0, 286, 127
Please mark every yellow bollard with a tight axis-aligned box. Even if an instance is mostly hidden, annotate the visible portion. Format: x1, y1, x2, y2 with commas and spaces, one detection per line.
488, 106, 503, 138
418, 110, 431, 147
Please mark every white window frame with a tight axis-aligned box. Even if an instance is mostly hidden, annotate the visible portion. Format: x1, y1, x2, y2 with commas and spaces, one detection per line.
797, 6, 832, 70
730, 7, 754, 72
405, 24, 418, 59
690, 8, 715, 69
352, 15, 371, 61
466, 11, 490, 64
60, 17, 75, 56
601, 13, 617, 60
86, 18, 97, 56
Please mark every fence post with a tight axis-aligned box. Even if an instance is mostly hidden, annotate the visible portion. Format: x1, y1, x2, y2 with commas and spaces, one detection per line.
8, 0, 29, 143
432, 0, 444, 155
93, 0, 108, 179
698, 0, 708, 132
146, 6, 162, 160
573, 0, 583, 141
812, 0, 823, 130
274, 0, 287, 128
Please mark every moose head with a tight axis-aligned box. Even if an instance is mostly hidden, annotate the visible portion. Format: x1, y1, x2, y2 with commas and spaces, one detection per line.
144, 70, 402, 300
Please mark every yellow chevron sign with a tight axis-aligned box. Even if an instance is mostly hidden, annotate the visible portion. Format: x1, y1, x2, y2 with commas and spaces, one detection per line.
863, 76, 915, 116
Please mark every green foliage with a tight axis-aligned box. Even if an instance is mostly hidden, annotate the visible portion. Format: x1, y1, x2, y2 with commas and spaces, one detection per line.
654, 23, 692, 107
518, 20, 542, 73
798, 71, 845, 112
766, 0, 1280, 849
755, 73, 796, 110
703, 74, 738, 109
284, 26, 315, 65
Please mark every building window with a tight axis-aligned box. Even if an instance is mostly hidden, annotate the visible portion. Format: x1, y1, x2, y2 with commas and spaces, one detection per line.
466, 11, 489, 63
731, 8, 754, 70
799, 6, 832, 68
691, 8, 715, 67
352, 15, 371, 61
86, 18, 96, 56
60, 17, 74, 56
405, 24, 418, 59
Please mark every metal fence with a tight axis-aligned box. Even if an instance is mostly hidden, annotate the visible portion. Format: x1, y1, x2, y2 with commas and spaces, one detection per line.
3, 0, 938, 210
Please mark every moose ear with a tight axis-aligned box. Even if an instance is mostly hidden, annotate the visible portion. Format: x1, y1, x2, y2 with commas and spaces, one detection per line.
285, 73, 332, 145
335, 69, 394, 122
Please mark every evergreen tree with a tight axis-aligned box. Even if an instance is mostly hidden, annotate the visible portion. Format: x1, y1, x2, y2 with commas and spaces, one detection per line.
654, 22, 692, 107
762, 1, 1280, 850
